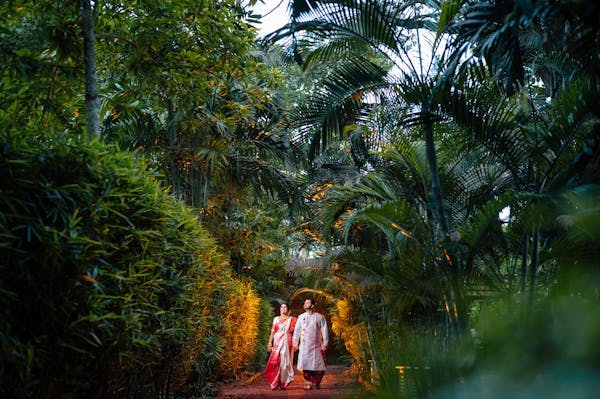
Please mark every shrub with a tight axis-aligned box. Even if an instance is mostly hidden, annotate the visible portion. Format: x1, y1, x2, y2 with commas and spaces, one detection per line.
0, 129, 260, 398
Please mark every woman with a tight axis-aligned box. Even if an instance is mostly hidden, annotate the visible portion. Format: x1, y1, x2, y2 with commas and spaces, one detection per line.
265, 302, 297, 390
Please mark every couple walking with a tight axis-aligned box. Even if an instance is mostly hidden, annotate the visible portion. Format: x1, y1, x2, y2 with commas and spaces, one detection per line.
264, 298, 329, 391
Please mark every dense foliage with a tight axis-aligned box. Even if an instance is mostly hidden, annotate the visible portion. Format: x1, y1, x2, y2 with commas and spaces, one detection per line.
0, 128, 263, 398
0, 1, 293, 397
0, 0, 295, 297
268, 0, 600, 397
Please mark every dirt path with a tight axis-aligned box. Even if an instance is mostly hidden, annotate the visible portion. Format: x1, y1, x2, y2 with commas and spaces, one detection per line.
218, 364, 373, 399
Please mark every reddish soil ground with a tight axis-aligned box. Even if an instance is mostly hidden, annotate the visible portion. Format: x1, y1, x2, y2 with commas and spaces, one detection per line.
217, 364, 373, 399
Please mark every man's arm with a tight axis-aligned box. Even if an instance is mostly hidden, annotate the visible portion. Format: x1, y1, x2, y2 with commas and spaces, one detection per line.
320, 314, 329, 350
292, 314, 302, 350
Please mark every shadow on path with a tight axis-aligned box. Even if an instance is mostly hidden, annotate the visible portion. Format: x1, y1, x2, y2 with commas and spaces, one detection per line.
218, 364, 373, 399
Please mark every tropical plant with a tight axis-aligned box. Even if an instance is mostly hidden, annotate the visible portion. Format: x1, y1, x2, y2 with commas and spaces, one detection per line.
267, 0, 472, 350
0, 126, 262, 398
305, 62, 598, 397
266, 1, 599, 396
2, 0, 298, 321
442, 0, 600, 96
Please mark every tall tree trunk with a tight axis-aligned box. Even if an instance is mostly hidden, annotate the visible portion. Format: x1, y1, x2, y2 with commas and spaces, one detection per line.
520, 232, 528, 293
423, 117, 449, 237
81, 0, 100, 139
528, 226, 540, 299
358, 294, 379, 382
423, 116, 464, 337
167, 98, 180, 196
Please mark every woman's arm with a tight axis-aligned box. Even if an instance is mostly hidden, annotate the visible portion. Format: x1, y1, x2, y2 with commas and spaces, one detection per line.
267, 317, 277, 351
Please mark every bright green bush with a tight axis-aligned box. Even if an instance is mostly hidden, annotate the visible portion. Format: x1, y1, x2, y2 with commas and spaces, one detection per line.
215, 280, 261, 378
0, 129, 261, 398
248, 298, 275, 371
178, 270, 263, 391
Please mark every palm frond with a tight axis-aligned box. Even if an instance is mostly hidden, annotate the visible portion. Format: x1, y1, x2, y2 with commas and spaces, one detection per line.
228, 155, 297, 204
538, 79, 599, 190
290, 56, 390, 156
458, 190, 516, 277
440, 62, 531, 186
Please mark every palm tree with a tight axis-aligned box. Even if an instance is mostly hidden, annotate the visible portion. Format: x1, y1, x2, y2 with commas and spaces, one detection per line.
273, 0, 599, 304
267, 1, 480, 339
266, 1, 599, 395
443, 0, 600, 294
443, 0, 600, 96
81, 0, 100, 138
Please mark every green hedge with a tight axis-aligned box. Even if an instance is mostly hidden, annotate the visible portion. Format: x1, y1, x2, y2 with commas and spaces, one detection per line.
0, 129, 260, 398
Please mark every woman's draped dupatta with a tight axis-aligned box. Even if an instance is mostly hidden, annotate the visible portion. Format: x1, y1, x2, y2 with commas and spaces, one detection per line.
265, 316, 297, 389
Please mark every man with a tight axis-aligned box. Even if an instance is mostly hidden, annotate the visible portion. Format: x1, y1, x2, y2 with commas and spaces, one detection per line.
293, 297, 329, 390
